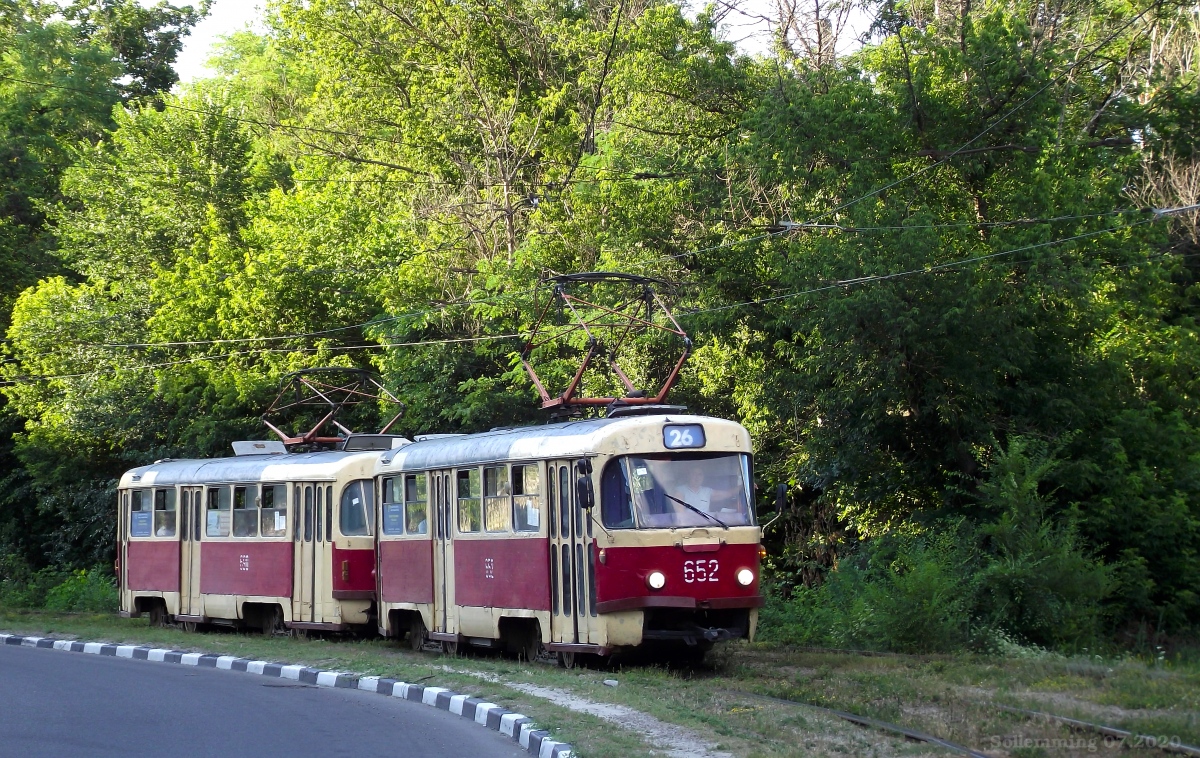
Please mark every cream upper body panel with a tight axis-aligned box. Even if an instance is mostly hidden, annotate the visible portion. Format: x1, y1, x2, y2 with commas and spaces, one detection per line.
375, 414, 751, 475
119, 450, 386, 489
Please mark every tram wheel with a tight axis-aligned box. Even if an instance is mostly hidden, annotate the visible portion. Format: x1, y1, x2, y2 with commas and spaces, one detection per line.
518, 630, 541, 663
148, 604, 167, 628
261, 606, 286, 637
409, 617, 427, 652
441, 639, 459, 656
557, 651, 576, 669
181, 620, 198, 634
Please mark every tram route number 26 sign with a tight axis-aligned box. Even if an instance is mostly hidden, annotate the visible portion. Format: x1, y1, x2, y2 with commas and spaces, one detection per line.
663, 424, 706, 449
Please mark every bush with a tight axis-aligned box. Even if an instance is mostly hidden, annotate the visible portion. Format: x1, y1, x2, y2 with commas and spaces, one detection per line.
760, 436, 1112, 654
0, 554, 67, 609
43, 568, 118, 612
760, 526, 976, 653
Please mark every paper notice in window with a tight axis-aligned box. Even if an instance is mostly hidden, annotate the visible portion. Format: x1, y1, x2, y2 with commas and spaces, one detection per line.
528, 504, 540, 527
275, 511, 286, 531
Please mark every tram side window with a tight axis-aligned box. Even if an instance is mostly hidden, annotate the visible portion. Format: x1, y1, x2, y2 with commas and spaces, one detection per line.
512, 465, 541, 532
482, 466, 510, 533
130, 489, 152, 537
381, 477, 404, 535
405, 474, 428, 534
153, 489, 176, 537
456, 468, 481, 533
232, 486, 258, 537
206, 486, 231, 537
340, 479, 375, 536
260, 485, 288, 536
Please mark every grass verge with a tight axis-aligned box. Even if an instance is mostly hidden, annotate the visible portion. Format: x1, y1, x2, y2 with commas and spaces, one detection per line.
2, 609, 1197, 757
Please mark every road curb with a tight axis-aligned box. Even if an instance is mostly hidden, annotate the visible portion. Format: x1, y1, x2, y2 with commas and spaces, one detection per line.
0, 632, 573, 758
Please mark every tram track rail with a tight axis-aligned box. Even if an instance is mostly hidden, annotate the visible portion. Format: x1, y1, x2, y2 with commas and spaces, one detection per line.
720, 689, 991, 757
723, 688, 1200, 758
995, 704, 1200, 757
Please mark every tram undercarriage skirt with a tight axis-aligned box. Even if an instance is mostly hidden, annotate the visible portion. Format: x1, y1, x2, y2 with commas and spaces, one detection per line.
641, 608, 750, 646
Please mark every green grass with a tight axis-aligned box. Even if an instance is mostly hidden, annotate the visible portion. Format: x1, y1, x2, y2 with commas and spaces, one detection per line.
2, 609, 1198, 757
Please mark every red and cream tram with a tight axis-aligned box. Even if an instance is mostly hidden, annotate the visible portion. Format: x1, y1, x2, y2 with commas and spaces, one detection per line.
117, 438, 400, 634
374, 410, 763, 665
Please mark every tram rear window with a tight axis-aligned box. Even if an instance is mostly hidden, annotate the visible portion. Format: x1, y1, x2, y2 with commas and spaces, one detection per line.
130, 489, 152, 537
381, 477, 403, 535
340, 479, 375, 536
380, 474, 430, 537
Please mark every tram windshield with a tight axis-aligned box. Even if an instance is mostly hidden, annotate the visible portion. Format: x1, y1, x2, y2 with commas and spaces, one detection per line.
600, 453, 755, 529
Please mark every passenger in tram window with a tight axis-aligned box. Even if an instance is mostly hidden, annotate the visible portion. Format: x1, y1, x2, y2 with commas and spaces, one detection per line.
674, 468, 714, 512
404, 475, 427, 534
154, 490, 176, 537
708, 473, 743, 514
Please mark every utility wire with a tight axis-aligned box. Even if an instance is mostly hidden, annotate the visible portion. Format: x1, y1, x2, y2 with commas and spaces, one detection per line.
36, 206, 1199, 352
681, 218, 1162, 317
0, 333, 524, 387
8, 211, 1191, 386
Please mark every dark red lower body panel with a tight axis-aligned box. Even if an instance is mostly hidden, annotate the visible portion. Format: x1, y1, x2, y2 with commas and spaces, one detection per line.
126, 541, 180, 592
454, 538, 551, 610
595, 542, 760, 608
379, 539, 434, 604
200, 541, 292, 597
331, 546, 376, 595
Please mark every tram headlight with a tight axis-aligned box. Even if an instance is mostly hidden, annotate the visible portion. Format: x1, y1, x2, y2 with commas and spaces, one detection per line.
647, 571, 666, 590
736, 568, 755, 586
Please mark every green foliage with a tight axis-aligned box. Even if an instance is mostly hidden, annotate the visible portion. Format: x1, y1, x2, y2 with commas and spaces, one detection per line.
0, 555, 116, 612
43, 568, 118, 612
0, 0, 1197, 645
761, 437, 1112, 652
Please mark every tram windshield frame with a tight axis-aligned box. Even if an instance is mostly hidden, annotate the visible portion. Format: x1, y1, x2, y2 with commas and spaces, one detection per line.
600, 452, 755, 529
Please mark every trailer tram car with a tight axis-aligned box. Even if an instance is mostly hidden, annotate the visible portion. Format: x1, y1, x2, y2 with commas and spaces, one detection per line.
118, 438, 402, 634
375, 410, 764, 665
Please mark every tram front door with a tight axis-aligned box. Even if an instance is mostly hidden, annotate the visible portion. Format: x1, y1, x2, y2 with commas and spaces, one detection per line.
549, 459, 597, 646
179, 487, 203, 618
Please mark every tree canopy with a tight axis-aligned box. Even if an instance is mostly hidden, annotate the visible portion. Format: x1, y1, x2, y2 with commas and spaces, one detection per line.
2, 0, 1199, 641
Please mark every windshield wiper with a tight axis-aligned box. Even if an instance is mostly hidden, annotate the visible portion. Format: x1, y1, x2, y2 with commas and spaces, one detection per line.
663, 492, 729, 529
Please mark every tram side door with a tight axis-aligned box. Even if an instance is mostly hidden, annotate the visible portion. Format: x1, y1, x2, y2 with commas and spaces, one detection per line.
549, 459, 597, 645
430, 470, 456, 635
179, 487, 203, 617
292, 484, 315, 623
315, 484, 332, 623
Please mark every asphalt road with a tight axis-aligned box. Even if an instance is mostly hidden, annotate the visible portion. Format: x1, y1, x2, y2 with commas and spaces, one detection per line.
0, 644, 529, 758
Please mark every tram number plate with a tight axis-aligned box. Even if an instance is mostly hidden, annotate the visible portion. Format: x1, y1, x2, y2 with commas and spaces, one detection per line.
683, 559, 718, 584
663, 424, 706, 449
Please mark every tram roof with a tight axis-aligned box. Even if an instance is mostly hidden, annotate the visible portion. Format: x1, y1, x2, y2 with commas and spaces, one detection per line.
378, 413, 747, 472
118, 449, 383, 488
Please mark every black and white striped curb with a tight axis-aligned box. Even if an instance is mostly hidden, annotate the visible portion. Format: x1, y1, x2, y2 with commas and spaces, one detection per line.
1, 633, 573, 758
